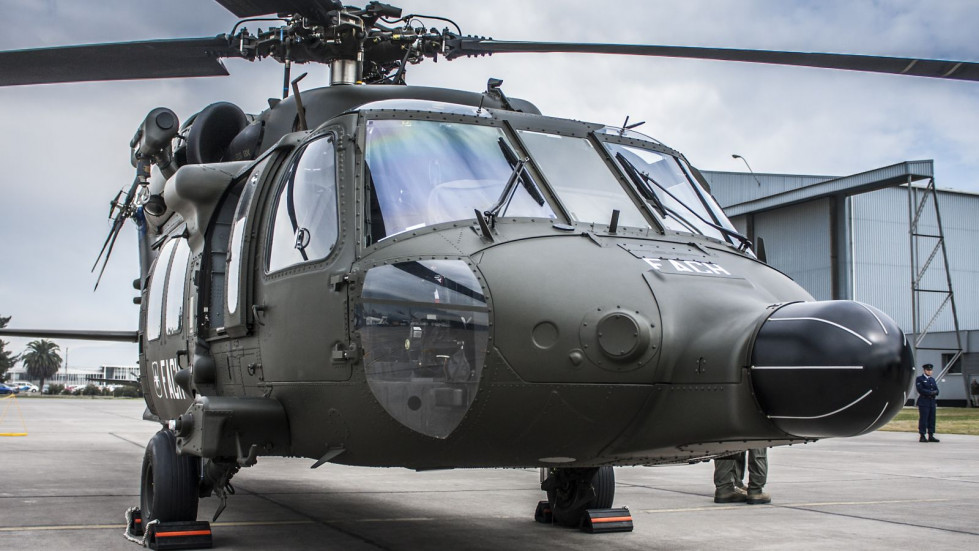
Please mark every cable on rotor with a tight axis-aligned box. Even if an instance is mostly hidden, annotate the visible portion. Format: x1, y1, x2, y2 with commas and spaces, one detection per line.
383, 13, 462, 35
230, 17, 289, 38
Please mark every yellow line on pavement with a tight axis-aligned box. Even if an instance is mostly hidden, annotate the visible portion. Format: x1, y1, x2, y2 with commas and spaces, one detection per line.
213, 520, 315, 527
0, 524, 122, 532
784, 498, 950, 507
0, 520, 316, 533
639, 497, 951, 514
5, 498, 952, 533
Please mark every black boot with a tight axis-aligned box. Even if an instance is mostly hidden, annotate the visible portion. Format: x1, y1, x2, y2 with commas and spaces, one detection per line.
746, 489, 771, 505
928, 435, 940, 443
714, 486, 747, 503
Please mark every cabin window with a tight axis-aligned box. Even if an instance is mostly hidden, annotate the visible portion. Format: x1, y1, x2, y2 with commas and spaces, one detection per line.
227, 171, 259, 316
165, 239, 191, 335
204, 183, 241, 331
516, 131, 649, 229
364, 119, 554, 242
146, 239, 178, 341
268, 136, 339, 272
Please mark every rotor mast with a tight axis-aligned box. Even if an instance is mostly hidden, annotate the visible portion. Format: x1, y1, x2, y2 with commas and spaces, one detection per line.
328, 10, 367, 85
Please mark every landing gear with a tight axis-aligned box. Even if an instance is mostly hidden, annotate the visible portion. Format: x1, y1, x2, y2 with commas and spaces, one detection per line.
140, 429, 201, 523
541, 466, 615, 527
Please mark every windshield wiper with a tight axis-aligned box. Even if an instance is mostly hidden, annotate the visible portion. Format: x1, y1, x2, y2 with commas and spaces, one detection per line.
616, 152, 753, 251
483, 155, 530, 228
497, 138, 545, 207
616, 152, 667, 218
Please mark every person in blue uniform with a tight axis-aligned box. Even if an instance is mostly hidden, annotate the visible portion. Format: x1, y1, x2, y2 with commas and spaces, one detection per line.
916, 364, 940, 442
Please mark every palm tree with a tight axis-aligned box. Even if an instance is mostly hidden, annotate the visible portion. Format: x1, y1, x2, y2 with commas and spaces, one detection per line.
21, 339, 62, 392
0, 316, 18, 382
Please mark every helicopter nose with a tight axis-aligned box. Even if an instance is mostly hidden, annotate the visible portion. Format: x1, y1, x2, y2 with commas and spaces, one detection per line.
750, 301, 914, 438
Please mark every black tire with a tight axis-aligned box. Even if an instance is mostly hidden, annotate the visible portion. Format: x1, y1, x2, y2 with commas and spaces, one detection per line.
140, 430, 201, 523
546, 466, 616, 527
592, 466, 615, 509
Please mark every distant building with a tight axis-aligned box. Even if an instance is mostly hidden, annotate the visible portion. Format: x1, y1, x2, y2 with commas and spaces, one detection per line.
7, 364, 138, 388
7, 366, 99, 387
99, 365, 140, 384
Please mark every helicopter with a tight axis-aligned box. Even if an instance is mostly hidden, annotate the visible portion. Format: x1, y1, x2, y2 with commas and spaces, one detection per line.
1, 0, 975, 535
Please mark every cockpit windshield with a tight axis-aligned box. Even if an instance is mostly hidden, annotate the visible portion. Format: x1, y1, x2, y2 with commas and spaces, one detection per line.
515, 131, 649, 229
603, 141, 739, 243
361, 113, 741, 247
364, 119, 554, 241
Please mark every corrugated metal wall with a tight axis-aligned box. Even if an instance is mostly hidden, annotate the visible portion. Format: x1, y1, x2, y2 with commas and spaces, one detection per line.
729, 214, 748, 236
709, 170, 978, 333
702, 171, 832, 209
850, 187, 979, 332
754, 199, 833, 300
850, 188, 914, 327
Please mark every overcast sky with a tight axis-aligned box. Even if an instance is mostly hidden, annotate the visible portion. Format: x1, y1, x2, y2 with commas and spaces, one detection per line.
1, 0, 977, 370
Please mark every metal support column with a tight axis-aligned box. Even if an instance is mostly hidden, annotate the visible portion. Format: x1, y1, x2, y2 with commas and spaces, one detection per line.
907, 176, 964, 398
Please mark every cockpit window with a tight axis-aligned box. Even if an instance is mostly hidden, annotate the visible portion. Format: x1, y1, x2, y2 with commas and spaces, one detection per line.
268, 136, 339, 272
516, 131, 650, 228
604, 142, 738, 242
596, 125, 664, 145
364, 119, 555, 242
356, 259, 489, 439
361, 115, 749, 241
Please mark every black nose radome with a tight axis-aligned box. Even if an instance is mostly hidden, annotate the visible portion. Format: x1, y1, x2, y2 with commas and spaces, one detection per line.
750, 301, 914, 438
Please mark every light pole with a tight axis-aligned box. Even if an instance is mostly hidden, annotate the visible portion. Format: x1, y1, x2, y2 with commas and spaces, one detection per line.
732, 154, 762, 186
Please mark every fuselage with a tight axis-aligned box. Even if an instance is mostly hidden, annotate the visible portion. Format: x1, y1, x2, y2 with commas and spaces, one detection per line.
136, 84, 913, 470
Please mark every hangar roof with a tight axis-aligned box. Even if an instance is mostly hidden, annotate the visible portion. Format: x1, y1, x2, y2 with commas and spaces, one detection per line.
703, 160, 934, 216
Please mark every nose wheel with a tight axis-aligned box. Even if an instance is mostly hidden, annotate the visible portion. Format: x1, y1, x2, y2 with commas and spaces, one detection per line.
540, 466, 615, 527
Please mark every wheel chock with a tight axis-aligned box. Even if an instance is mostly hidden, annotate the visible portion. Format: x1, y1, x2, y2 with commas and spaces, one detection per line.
534, 500, 552, 523
581, 507, 633, 533
126, 507, 144, 537
146, 520, 213, 550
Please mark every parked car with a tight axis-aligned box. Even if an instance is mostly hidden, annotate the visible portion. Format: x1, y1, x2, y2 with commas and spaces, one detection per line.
12, 383, 38, 393
0, 383, 20, 395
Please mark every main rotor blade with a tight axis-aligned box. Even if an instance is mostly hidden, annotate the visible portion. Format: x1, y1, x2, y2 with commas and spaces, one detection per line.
448, 39, 979, 82
0, 36, 239, 87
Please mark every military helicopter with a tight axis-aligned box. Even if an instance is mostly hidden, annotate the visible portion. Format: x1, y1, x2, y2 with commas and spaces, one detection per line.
1, 0, 974, 534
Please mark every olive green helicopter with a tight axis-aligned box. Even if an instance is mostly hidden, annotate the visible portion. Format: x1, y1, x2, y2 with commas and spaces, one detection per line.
2, 0, 976, 534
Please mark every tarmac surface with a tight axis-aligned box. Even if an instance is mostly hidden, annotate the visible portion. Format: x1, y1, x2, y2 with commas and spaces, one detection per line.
1, 397, 977, 550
